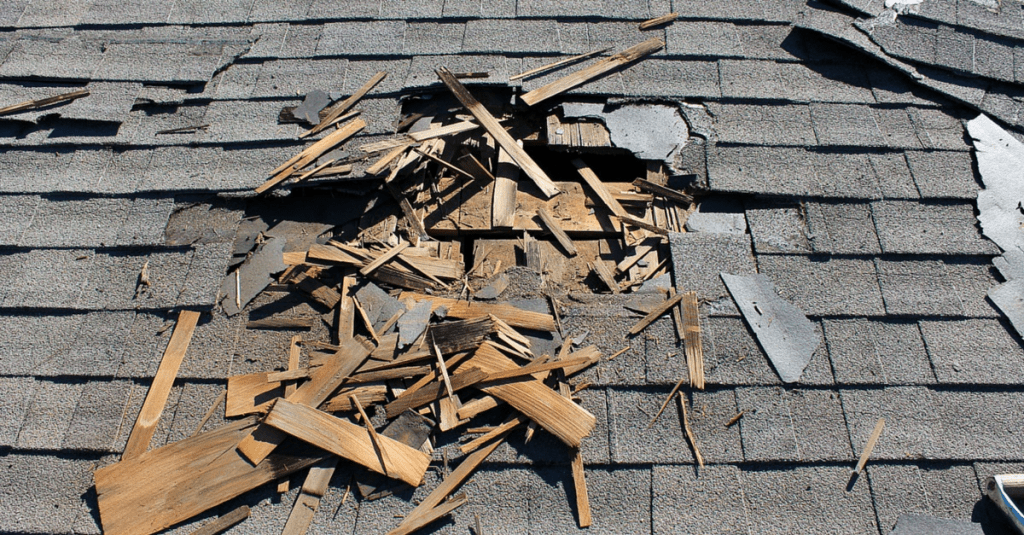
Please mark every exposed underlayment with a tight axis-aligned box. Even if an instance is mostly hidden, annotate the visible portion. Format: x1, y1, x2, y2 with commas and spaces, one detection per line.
5, 1, 1024, 534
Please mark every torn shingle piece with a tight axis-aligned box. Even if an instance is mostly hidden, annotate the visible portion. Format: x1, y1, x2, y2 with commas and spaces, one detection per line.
889, 514, 985, 535
721, 273, 820, 383
987, 281, 1024, 345
219, 237, 287, 316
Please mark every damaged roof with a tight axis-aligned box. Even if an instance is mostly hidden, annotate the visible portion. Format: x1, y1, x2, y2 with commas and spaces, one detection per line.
4, 1, 1024, 534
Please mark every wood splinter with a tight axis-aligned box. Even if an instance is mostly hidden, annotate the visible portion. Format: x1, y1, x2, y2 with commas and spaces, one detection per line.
853, 417, 885, 475
679, 394, 704, 467
638, 12, 679, 30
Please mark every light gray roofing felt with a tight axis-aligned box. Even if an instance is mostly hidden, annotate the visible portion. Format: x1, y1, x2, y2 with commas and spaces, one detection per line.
4, 1, 1024, 534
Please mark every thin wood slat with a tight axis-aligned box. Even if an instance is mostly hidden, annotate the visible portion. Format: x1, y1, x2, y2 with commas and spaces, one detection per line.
192, 390, 227, 437
280, 458, 339, 535
347, 365, 431, 384
571, 158, 629, 219
617, 214, 669, 235
391, 429, 511, 533
94, 417, 327, 535
632, 178, 693, 204
123, 310, 201, 460
399, 292, 556, 332
303, 71, 386, 137
638, 12, 679, 30
267, 368, 310, 383
384, 368, 488, 418
591, 261, 620, 294
226, 372, 283, 417
321, 385, 388, 411
679, 395, 705, 467
520, 38, 664, 106
388, 493, 468, 535
681, 291, 705, 390
854, 417, 886, 474
626, 291, 684, 338
416, 147, 476, 179
246, 317, 316, 330
480, 355, 592, 383
467, 343, 596, 448
187, 505, 250, 535
456, 395, 503, 420
492, 147, 519, 228
366, 142, 413, 175
265, 399, 430, 487
460, 414, 526, 454
536, 208, 578, 257
360, 242, 409, 276
236, 339, 372, 465
509, 48, 611, 80
0, 89, 90, 117
258, 119, 366, 194
408, 120, 480, 142
436, 67, 561, 199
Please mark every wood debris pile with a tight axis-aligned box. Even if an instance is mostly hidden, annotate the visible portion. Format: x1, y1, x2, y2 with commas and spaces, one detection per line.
92, 29, 710, 535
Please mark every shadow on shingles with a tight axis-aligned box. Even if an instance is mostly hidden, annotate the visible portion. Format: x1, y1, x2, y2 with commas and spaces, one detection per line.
47, 119, 121, 138
972, 496, 1021, 534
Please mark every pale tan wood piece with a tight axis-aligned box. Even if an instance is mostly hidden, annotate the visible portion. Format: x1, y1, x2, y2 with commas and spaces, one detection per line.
392, 430, 511, 532
286, 335, 302, 398
393, 351, 473, 401
360, 242, 410, 276
236, 339, 371, 465
267, 368, 310, 383
264, 399, 430, 486
467, 343, 596, 448
122, 310, 201, 460
351, 395, 394, 476
384, 367, 488, 418
457, 395, 503, 419
416, 147, 476, 179
347, 365, 431, 384
352, 295, 381, 345
509, 48, 611, 80
94, 417, 326, 535
591, 261, 620, 294
626, 291, 685, 337
536, 208, 578, 257
460, 414, 526, 454
638, 12, 678, 29
436, 67, 561, 198
187, 505, 250, 535
668, 287, 685, 344
492, 148, 519, 228
191, 389, 227, 437
854, 417, 886, 474
650, 375, 686, 428
258, 119, 366, 194
679, 394, 705, 467
338, 275, 357, 342
556, 374, 591, 529
307, 244, 363, 265
388, 493, 468, 535
571, 158, 629, 219
481, 355, 592, 382
321, 385, 389, 411
366, 142, 413, 176
281, 458, 339, 535
303, 71, 386, 138
432, 335, 455, 399
617, 214, 669, 236
681, 291, 705, 390
408, 120, 480, 142
361, 137, 412, 153
520, 38, 664, 106
226, 372, 284, 417
0, 89, 90, 117
399, 293, 556, 331
617, 242, 656, 275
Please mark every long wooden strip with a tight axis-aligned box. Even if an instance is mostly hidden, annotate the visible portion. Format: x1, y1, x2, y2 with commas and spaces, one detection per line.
854, 417, 886, 474
394, 429, 511, 531
347, 365, 431, 384
265, 399, 429, 487
303, 71, 386, 137
352, 395, 393, 477
281, 458, 339, 535
191, 389, 227, 437
123, 310, 201, 460
468, 343, 596, 447
188, 505, 250, 535
521, 38, 664, 106
389, 493, 468, 535
237, 339, 371, 464
436, 67, 561, 198
384, 368, 488, 418
616, 243, 656, 274
617, 214, 669, 235
399, 292, 556, 331
509, 48, 611, 81
681, 291, 705, 390
481, 355, 592, 383
0, 88, 90, 116
366, 142, 413, 175
679, 395, 705, 466
626, 291, 684, 337
460, 414, 526, 454
321, 385, 388, 411
456, 395, 503, 419
492, 148, 519, 227
408, 120, 479, 142
536, 208, 578, 257
257, 119, 366, 194
591, 261, 620, 294
226, 372, 283, 417
638, 12, 678, 30
95, 417, 327, 535
572, 158, 629, 219
632, 178, 693, 204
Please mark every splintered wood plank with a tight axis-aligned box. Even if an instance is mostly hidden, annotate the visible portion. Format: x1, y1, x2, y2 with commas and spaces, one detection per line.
360, 242, 410, 276
293, 272, 342, 309
281, 458, 339, 535
481, 355, 593, 382
122, 310, 200, 460
321, 385, 388, 411
351, 395, 394, 477
0, 89, 90, 117
188, 505, 250, 535
95, 417, 327, 535
258, 119, 366, 194
572, 158, 629, 219
457, 395, 503, 419
237, 339, 371, 465
467, 343, 596, 447
681, 291, 705, 390
384, 367, 488, 418
367, 142, 413, 176
492, 148, 519, 228
639, 12, 678, 30
558, 375, 591, 528
679, 395, 704, 467
307, 243, 364, 265
509, 48, 611, 81
304, 71, 386, 138
626, 291, 684, 338
408, 120, 480, 142
520, 38, 664, 106
435, 67, 560, 198
226, 372, 284, 417
399, 293, 556, 332
854, 417, 885, 474
591, 260, 620, 294
460, 415, 526, 454
264, 399, 430, 486
633, 178, 693, 205
536, 208, 578, 257
388, 493, 468, 535
267, 368, 310, 383
391, 429, 511, 533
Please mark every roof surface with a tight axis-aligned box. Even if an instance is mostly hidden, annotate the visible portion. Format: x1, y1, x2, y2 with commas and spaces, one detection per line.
2, 1, 1023, 534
